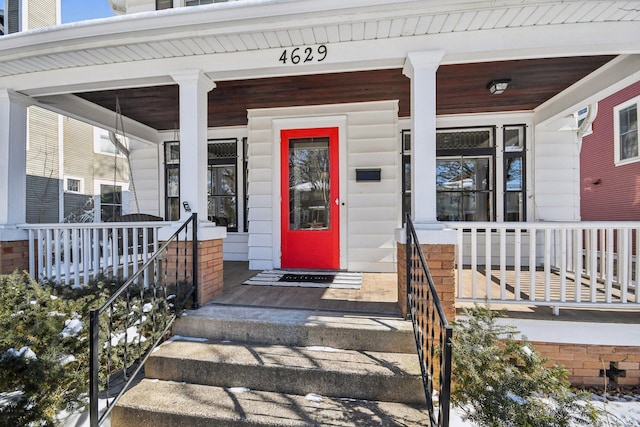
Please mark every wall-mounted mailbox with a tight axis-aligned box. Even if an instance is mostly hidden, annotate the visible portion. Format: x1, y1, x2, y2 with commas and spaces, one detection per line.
356, 168, 381, 182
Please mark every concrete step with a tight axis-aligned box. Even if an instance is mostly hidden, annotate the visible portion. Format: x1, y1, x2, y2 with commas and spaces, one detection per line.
172, 305, 415, 353
146, 338, 426, 405
111, 379, 429, 427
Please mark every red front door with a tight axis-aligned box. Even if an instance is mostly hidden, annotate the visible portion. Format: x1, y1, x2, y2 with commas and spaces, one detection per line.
280, 127, 340, 269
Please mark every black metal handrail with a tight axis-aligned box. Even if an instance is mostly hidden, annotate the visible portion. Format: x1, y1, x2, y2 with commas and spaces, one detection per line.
89, 213, 198, 426
405, 215, 453, 427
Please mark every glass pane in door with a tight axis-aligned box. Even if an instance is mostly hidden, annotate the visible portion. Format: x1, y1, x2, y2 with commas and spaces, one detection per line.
288, 137, 330, 230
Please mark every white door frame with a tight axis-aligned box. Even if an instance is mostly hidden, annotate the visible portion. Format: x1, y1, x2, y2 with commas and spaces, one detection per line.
272, 115, 348, 270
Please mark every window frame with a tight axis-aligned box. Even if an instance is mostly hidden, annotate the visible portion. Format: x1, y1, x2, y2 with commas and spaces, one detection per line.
502, 124, 527, 222
64, 176, 84, 194
436, 126, 497, 222
614, 96, 640, 166
99, 183, 123, 222
164, 141, 181, 221
402, 123, 528, 223
401, 129, 411, 224
164, 138, 240, 231
207, 138, 239, 232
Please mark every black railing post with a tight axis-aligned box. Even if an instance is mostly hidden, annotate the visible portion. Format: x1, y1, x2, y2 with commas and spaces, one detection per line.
405, 214, 412, 320
440, 326, 453, 427
89, 309, 99, 427
192, 213, 199, 308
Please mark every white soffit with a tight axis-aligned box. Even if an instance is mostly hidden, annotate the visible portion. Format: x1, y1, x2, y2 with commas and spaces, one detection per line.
0, 0, 639, 94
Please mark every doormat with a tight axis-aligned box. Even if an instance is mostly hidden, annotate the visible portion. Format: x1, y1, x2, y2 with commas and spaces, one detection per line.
279, 273, 335, 284
243, 270, 362, 289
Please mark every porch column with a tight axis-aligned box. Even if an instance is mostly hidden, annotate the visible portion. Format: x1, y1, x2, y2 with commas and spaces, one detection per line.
400, 52, 457, 320
165, 71, 226, 306
0, 90, 33, 274
403, 50, 445, 226
170, 70, 216, 222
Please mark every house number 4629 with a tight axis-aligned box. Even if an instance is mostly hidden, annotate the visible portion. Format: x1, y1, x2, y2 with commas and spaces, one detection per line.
279, 45, 327, 65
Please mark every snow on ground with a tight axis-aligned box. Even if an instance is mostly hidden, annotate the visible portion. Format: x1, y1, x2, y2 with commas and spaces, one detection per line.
449, 397, 640, 427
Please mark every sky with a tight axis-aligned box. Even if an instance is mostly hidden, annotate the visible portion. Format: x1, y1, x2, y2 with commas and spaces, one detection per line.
0, 0, 116, 24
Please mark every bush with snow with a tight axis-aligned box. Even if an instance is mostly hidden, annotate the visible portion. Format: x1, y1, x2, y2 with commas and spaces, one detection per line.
0, 272, 117, 426
451, 305, 601, 427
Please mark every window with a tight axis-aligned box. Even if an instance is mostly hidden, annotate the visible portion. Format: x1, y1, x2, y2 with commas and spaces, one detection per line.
64, 176, 84, 194
436, 128, 495, 221
208, 139, 238, 231
6, 0, 20, 34
402, 124, 526, 222
503, 125, 526, 221
401, 130, 411, 223
243, 137, 249, 232
156, 0, 173, 9
164, 139, 239, 231
165, 142, 180, 221
186, 0, 228, 6
94, 128, 127, 157
100, 184, 122, 222
614, 97, 640, 165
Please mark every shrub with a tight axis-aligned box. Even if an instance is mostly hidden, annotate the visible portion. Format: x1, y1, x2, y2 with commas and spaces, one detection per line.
0, 272, 115, 426
450, 305, 601, 427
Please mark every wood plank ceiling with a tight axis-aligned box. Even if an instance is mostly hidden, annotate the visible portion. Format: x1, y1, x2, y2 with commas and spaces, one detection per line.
77, 55, 615, 131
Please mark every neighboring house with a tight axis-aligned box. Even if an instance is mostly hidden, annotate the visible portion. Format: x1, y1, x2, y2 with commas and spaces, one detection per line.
581, 80, 640, 221
3, 0, 130, 224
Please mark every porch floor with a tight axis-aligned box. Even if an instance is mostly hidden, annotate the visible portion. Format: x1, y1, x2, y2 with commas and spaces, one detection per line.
213, 262, 402, 316
214, 262, 640, 323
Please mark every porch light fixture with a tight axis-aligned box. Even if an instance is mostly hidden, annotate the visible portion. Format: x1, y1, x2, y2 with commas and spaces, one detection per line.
487, 79, 511, 95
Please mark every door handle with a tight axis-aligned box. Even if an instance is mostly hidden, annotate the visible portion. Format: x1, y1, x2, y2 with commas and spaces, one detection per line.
335, 198, 340, 206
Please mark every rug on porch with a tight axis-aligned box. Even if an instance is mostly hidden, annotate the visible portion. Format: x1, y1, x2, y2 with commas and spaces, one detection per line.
243, 270, 362, 289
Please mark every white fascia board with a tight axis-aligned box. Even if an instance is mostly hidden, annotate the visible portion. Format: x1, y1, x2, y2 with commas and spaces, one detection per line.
36, 94, 161, 144
10, 21, 639, 97
535, 54, 640, 128
0, 0, 471, 57
0, 1, 629, 63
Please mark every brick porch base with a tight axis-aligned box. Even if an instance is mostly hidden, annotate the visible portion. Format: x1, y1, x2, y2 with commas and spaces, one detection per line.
0, 240, 29, 274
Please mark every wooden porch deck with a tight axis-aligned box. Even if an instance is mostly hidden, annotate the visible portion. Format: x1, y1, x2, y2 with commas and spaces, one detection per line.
213, 262, 640, 323
214, 261, 402, 316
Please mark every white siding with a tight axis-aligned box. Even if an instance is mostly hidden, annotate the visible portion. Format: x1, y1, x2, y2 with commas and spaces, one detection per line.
129, 142, 161, 217
247, 100, 400, 272
533, 127, 581, 221
224, 232, 249, 261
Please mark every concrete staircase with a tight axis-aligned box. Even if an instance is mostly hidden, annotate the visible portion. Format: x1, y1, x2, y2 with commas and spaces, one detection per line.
111, 305, 428, 426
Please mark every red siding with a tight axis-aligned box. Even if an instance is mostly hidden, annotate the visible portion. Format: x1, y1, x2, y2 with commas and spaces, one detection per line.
580, 80, 640, 221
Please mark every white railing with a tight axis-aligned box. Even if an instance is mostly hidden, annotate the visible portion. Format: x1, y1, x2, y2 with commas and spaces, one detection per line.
444, 222, 640, 312
20, 222, 170, 286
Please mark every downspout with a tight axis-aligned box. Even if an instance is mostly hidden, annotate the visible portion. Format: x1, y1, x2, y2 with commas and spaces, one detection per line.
577, 103, 598, 151
58, 115, 64, 222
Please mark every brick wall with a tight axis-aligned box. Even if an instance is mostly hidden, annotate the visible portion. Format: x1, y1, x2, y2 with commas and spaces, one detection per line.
397, 243, 456, 321
165, 238, 224, 307
0, 240, 29, 274
532, 341, 640, 387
